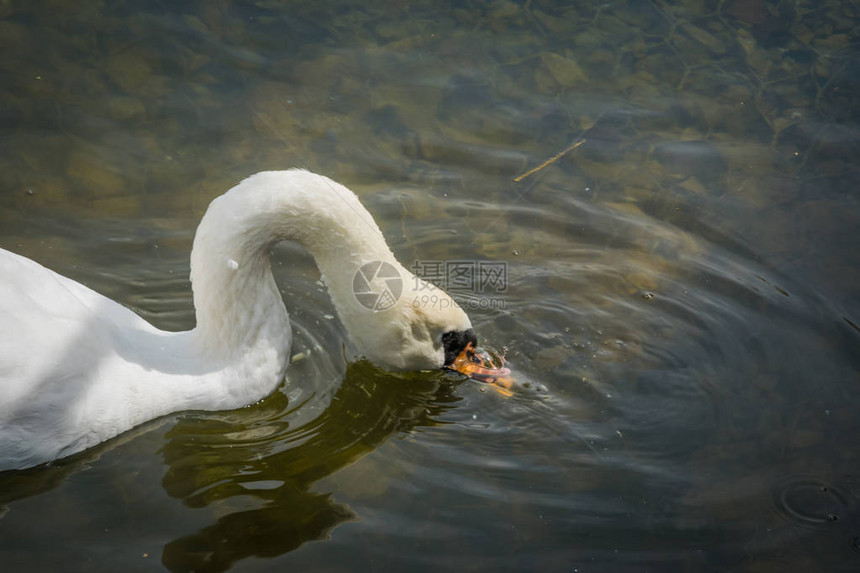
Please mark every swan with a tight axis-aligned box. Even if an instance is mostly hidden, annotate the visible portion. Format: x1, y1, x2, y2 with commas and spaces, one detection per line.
0, 169, 477, 471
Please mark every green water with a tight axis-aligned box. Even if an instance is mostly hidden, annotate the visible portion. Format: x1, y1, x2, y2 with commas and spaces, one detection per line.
1, 0, 858, 571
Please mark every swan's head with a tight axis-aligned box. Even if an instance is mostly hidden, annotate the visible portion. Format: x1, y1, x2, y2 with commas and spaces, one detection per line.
390, 277, 477, 371
331, 263, 476, 372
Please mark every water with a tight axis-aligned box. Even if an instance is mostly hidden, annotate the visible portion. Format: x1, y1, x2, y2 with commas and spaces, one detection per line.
1, 0, 859, 571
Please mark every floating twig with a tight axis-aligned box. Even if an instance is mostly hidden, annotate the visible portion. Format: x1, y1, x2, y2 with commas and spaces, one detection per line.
513, 138, 585, 182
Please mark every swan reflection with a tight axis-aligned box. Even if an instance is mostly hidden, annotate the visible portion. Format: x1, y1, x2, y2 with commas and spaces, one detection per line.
160, 362, 462, 573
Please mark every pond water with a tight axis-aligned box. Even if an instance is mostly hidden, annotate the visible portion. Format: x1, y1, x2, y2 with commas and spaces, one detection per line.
1, 0, 859, 571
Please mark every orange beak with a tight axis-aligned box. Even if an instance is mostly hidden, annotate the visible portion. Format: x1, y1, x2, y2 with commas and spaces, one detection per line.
447, 343, 515, 397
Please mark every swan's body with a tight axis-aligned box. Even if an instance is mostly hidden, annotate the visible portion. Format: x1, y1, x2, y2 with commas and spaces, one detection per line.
0, 170, 474, 471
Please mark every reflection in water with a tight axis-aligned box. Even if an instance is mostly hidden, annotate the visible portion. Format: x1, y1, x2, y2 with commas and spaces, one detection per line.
160, 362, 461, 573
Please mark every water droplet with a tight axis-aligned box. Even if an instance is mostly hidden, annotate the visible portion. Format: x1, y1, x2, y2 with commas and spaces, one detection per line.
511, 249, 519, 256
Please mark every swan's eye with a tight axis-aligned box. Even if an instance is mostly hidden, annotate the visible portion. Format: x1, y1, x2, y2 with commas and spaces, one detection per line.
441, 328, 477, 366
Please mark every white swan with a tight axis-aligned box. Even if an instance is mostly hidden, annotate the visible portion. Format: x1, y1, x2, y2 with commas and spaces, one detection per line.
0, 170, 476, 471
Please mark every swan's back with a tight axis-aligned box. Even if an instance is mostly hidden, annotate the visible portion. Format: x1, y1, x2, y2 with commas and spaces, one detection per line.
0, 250, 145, 408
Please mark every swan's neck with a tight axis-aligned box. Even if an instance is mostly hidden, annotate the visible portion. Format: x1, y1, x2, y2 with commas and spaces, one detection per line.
189, 170, 394, 359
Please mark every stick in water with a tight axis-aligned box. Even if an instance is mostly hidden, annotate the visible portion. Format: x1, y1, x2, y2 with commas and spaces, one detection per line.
513, 139, 585, 182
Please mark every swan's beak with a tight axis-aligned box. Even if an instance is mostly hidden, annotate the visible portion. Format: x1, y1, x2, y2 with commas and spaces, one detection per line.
441, 328, 477, 366
445, 342, 516, 398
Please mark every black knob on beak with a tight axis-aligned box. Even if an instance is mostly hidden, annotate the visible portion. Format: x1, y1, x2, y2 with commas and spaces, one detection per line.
441, 328, 477, 366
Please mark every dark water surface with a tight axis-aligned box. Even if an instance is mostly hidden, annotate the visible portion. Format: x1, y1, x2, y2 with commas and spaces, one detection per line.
1, 1, 859, 571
